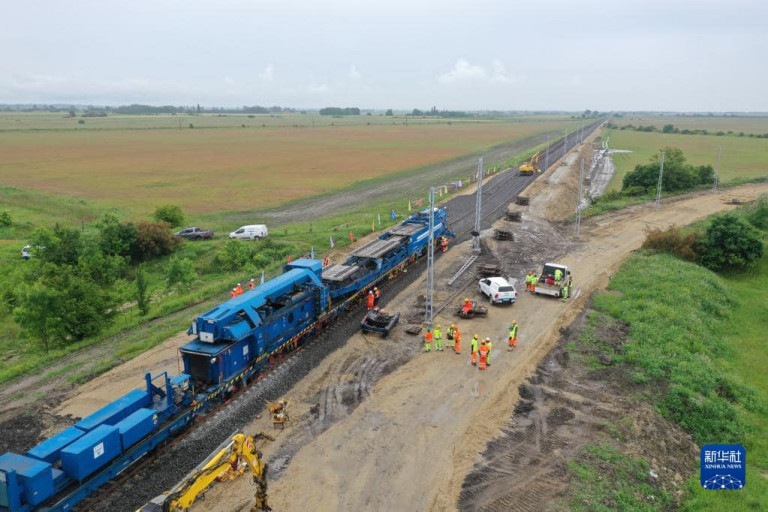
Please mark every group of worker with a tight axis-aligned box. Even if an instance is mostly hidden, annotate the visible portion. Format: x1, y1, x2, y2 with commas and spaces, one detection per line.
365, 287, 382, 310
525, 270, 573, 302
423, 323, 462, 354
424, 320, 518, 371
229, 278, 258, 299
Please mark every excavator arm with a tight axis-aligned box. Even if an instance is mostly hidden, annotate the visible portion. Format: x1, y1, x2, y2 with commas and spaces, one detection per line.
139, 432, 273, 512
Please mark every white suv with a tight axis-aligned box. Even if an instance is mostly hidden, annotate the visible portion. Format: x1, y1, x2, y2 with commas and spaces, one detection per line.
479, 277, 517, 305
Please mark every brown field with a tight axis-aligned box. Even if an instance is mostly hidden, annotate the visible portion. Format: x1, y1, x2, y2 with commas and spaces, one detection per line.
0, 120, 576, 215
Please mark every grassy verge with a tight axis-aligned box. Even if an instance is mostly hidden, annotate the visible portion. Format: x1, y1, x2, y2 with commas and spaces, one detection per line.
574, 250, 768, 510
567, 444, 671, 511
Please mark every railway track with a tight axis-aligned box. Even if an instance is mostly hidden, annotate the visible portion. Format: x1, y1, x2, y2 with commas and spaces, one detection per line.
89, 120, 603, 511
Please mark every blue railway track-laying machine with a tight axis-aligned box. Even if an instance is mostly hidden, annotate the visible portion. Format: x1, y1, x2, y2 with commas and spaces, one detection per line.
0, 208, 454, 511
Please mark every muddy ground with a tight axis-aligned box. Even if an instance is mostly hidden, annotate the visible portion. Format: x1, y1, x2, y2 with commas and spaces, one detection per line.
458, 307, 698, 511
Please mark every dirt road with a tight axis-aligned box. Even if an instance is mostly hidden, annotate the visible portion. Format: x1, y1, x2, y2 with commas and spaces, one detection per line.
202, 180, 766, 511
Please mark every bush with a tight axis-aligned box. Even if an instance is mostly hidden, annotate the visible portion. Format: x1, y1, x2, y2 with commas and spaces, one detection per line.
153, 204, 185, 227
744, 193, 768, 230
621, 185, 646, 197
135, 264, 150, 315
697, 213, 764, 271
0, 210, 11, 227
217, 240, 253, 271
642, 226, 703, 261
167, 256, 197, 288
98, 213, 138, 257
132, 221, 182, 262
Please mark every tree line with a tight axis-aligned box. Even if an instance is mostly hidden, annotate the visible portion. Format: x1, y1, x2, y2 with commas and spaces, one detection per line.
605, 122, 768, 139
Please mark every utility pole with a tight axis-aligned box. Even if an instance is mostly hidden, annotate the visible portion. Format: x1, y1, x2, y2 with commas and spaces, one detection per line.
655, 151, 665, 209
580, 120, 584, 143
472, 158, 484, 253
564, 129, 568, 159
713, 145, 721, 192
424, 187, 435, 329
543, 135, 550, 173
576, 157, 584, 237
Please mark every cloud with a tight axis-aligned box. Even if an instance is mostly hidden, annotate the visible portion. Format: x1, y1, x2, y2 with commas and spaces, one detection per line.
437, 59, 520, 85
258, 65, 275, 81
308, 83, 328, 94
348, 65, 362, 80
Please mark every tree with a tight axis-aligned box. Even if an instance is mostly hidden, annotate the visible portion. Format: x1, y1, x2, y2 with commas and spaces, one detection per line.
98, 213, 138, 257
662, 124, 677, 133
135, 264, 150, 315
385, 109, 393, 116
153, 204, 185, 227
167, 256, 197, 288
131, 221, 182, 262
697, 213, 764, 271
622, 147, 713, 193
31, 225, 83, 266
0, 210, 11, 227
51, 267, 116, 340
13, 284, 60, 352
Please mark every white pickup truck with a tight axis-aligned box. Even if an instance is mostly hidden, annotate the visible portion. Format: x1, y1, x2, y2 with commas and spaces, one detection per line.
479, 277, 517, 305
534, 263, 570, 298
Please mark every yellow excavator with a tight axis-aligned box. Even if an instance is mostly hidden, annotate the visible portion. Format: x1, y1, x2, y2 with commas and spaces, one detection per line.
519, 152, 540, 176
139, 431, 274, 512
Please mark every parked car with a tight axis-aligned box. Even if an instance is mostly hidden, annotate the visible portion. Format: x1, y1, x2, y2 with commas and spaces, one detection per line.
21, 245, 44, 260
479, 277, 517, 305
174, 226, 214, 240
229, 224, 268, 240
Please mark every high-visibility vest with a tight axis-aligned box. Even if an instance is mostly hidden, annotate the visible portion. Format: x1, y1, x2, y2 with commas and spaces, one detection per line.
426, 331, 433, 342
471, 337, 478, 352
434, 328, 442, 339
509, 325, 518, 339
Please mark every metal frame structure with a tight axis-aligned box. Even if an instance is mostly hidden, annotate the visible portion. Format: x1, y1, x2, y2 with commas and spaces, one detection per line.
424, 187, 435, 328
472, 158, 483, 253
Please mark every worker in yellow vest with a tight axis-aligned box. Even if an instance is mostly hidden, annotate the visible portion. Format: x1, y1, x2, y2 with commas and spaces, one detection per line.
486, 337, 493, 366
434, 324, 443, 351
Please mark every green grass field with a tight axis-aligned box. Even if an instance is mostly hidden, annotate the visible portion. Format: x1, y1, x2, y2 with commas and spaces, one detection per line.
612, 115, 768, 134
585, 243, 768, 510
605, 128, 768, 191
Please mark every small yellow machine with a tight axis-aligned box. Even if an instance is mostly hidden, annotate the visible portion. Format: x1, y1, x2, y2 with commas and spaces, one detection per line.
267, 397, 291, 429
519, 152, 540, 176
139, 431, 273, 512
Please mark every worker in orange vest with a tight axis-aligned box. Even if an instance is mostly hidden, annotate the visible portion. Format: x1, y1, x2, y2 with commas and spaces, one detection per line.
478, 340, 489, 370
424, 328, 433, 352
462, 298, 472, 316
323, 257, 329, 267
236, 283, 243, 296
230, 288, 237, 299
366, 290, 375, 310
440, 236, 448, 253
470, 334, 478, 365
248, 279, 255, 290
454, 326, 462, 354
374, 287, 381, 306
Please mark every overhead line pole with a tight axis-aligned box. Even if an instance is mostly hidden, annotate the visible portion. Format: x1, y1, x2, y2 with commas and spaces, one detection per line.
713, 145, 721, 193
472, 158, 484, 253
564, 129, 568, 159
425, 187, 435, 329
655, 151, 665, 209
576, 157, 584, 237
543, 135, 550, 173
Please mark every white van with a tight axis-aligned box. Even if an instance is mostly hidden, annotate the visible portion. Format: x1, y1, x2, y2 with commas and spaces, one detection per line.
229, 224, 268, 240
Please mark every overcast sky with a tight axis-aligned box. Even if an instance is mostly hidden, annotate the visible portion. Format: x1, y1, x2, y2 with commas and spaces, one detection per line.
2, 0, 766, 111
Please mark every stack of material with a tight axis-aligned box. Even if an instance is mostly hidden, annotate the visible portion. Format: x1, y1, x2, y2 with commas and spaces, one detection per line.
505, 211, 522, 222
515, 196, 530, 206
477, 263, 502, 276
494, 229, 514, 241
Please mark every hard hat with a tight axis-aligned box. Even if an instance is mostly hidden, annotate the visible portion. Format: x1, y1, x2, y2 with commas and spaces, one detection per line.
250, 278, 255, 282
474, 333, 478, 337
237, 283, 241, 286
465, 297, 469, 301
512, 320, 517, 325
369, 290, 373, 294
374, 287, 378, 290
485, 337, 490, 341
232, 288, 236, 291
437, 324, 441, 328
481, 340, 486, 344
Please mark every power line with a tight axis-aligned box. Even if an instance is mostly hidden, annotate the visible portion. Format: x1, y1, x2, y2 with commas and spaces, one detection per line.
655, 151, 665, 209
713, 145, 721, 192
